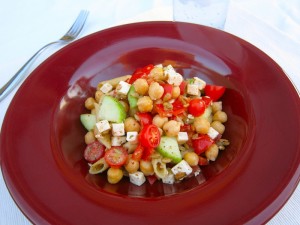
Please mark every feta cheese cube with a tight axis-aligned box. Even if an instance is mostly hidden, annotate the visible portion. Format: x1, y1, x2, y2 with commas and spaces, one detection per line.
207, 127, 219, 140
171, 160, 193, 180
193, 77, 206, 90
111, 136, 126, 146
112, 123, 125, 137
117, 81, 131, 95
155, 64, 163, 68
129, 171, 146, 186
162, 172, 175, 184
126, 131, 138, 143
164, 65, 183, 86
187, 84, 200, 96
177, 132, 189, 143
100, 83, 113, 94
95, 120, 111, 133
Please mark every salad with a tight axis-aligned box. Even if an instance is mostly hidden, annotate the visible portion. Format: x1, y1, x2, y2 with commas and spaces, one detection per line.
80, 64, 230, 186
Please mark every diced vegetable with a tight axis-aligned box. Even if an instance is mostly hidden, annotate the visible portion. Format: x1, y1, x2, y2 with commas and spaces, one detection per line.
80, 114, 96, 131
98, 96, 126, 123
157, 136, 182, 163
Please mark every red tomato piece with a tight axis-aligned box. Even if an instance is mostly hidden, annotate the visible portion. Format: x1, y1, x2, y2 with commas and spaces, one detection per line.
128, 64, 154, 84
155, 99, 186, 117
180, 124, 192, 132
192, 134, 214, 155
136, 112, 153, 127
142, 147, 155, 161
104, 147, 128, 168
132, 144, 144, 161
139, 124, 161, 148
161, 83, 173, 98
198, 156, 209, 166
172, 98, 185, 116
204, 84, 226, 101
202, 96, 212, 107
84, 141, 105, 163
179, 81, 187, 94
188, 98, 206, 117
155, 104, 172, 117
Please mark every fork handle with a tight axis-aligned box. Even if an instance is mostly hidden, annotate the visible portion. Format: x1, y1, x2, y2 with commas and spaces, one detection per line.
0, 42, 58, 102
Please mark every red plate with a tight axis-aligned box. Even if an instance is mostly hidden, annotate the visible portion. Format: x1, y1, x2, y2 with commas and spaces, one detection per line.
1, 22, 299, 225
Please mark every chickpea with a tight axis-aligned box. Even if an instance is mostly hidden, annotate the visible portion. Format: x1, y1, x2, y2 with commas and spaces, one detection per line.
119, 100, 129, 113
212, 101, 222, 113
148, 82, 164, 100
194, 117, 210, 134
107, 167, 123, 184
213, 111, 227, 123
172, 86, 181, 99
152, 115, 168, 128
205, 144, 219, 161
124, 117, 141, 132
133, 78, 149, 95
84, 131, 96, 144
95, 90, 104, 102
211, 121, 225, 134
125, 155, 139, 174
148, 67, 166, 81
140, 160, 154, 176
137, 96, 153, 112
184, 152, 199, 166
163, 120, 181, 137
85, 97, 96, 110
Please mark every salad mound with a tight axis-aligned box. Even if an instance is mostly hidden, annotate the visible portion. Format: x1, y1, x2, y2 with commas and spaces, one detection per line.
80, 64, 230, 186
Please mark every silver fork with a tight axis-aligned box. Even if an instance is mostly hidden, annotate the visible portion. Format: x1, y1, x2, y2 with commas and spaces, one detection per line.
0, 10, 89, 102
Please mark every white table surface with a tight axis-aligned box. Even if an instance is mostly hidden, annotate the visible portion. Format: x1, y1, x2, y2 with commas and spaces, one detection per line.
0, 0, 299, 224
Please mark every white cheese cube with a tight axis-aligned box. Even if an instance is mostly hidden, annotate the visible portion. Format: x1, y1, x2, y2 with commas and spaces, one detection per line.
95, 120, 111, 133
207, 127, 219, 140
171, 160, 193, 180
155, 64, 163, 68
112, 123, 125, 137
193, 77, 206, 90
187, 84, 200, 96
100, 83, 113, 94
126, 131, 138, 143
164, 65, 183, 86
162, 172, 175, 184
177, 132, 189, 143
111, 136, 126, 146
117, 81, 131, 95
129, 171, 146, 186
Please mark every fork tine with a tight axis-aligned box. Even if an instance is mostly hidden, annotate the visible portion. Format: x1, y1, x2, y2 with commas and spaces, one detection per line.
65, 10, 89, 37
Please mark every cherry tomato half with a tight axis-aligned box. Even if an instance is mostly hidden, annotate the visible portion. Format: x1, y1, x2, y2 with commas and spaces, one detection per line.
104, 147, 128, 168
139, 124, 161, 148
192, 134, 214, 155
188, 98, 206, 117
204, 84, 226, 101
84, 141, 105, 163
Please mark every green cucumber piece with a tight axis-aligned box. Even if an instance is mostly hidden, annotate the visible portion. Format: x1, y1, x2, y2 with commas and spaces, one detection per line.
127, 85, 138, 109
98, 96, 126, 123
80, 114, 96, 131
157, 136, 182, 164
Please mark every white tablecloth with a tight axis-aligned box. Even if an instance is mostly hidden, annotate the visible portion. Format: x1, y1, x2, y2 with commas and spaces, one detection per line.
0, 1, 299, 224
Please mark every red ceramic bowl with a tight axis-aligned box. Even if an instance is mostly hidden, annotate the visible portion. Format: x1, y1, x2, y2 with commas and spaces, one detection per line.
1, 22, 299, 225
